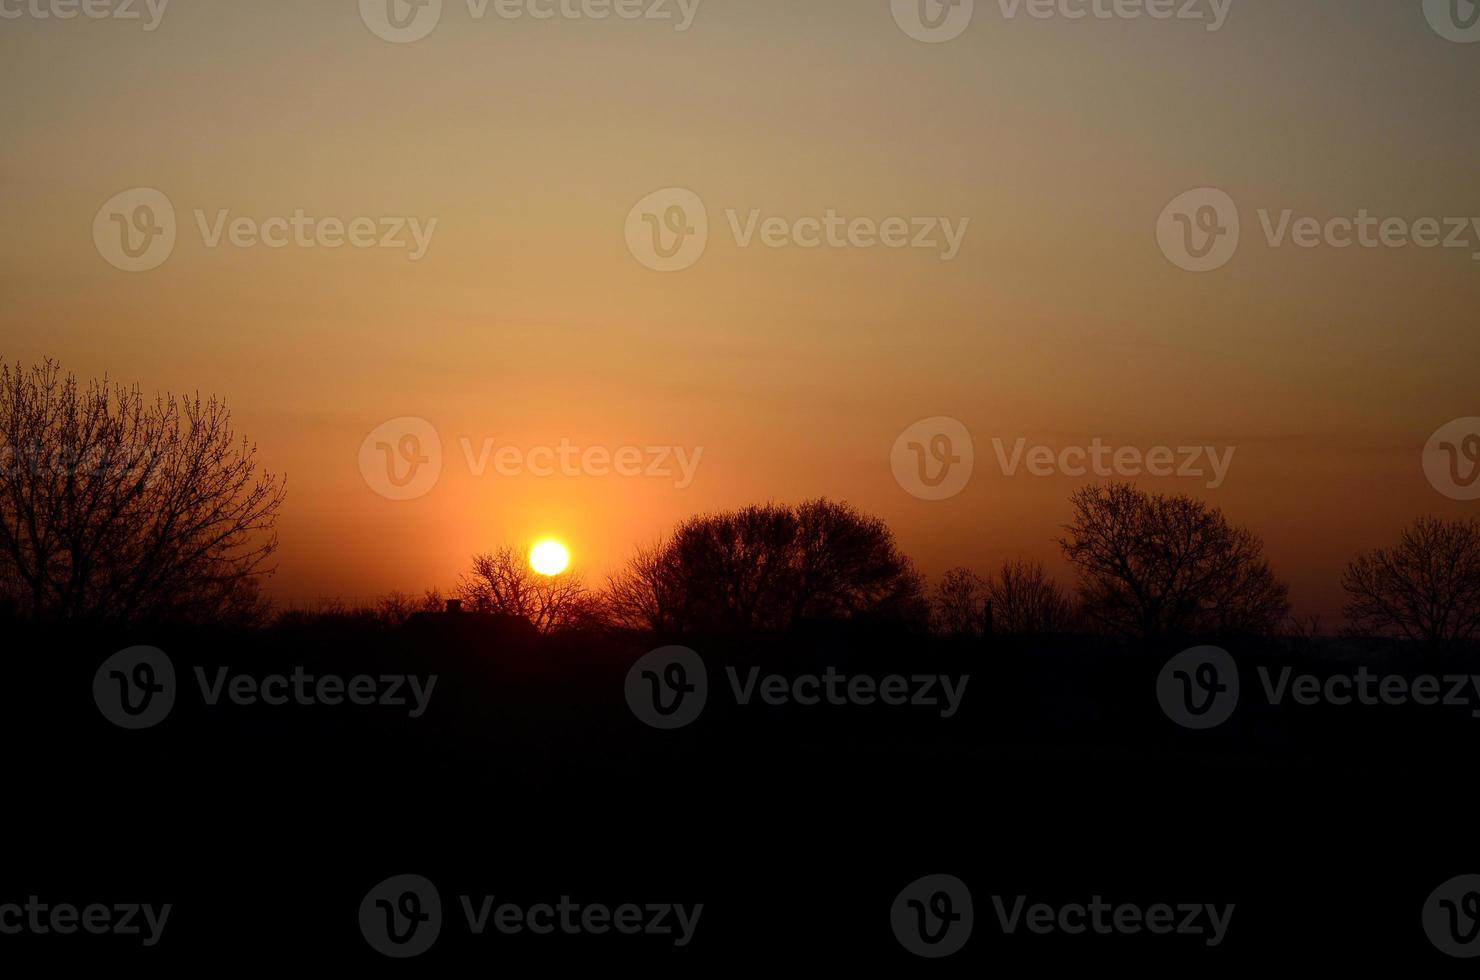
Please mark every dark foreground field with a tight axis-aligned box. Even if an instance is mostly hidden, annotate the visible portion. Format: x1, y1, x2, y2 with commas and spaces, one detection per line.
6, 617, 1480, 969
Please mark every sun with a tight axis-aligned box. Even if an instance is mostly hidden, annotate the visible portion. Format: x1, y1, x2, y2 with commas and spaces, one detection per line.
529, 540, 570, 576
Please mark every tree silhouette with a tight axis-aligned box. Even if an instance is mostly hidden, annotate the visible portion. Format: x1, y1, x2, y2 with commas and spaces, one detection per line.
604, 541, 678, 633
0, 359, 284, 626
987, 559, 1072, 636
609, 499, 925, 634
931, 567, 986, 636
1058, 483, 1288, 639
1341, 516, 1480, 653
457, 546, 600, 634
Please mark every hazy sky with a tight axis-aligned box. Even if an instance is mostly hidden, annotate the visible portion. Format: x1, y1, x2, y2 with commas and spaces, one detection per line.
2, 0, 1477, 619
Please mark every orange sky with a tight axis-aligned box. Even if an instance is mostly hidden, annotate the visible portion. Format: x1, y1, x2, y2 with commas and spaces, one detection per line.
2, 0, 1478, 621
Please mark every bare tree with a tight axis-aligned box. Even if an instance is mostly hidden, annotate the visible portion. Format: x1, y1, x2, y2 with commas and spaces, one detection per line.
0, 358, 284, 626
932, 567, 986, 636
605, 499, 926, 634
457, 546, 601, 634
987, 559, 1071, 636
1058, 483, 1288, 639
1342, 517, 1480, 653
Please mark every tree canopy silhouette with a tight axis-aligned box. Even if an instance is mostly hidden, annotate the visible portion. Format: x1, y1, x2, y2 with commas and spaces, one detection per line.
0, 359, 284, 626
1058, 483, 1288, 639
607, 499, 925, 634
1341, 516, 1480, 653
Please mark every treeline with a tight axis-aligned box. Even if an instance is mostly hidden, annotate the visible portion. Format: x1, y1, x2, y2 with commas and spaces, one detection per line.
294, 491, 1480, 654
3, 358, 1479, 652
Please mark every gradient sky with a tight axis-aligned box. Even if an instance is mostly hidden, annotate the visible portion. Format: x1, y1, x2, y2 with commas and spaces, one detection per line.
2, 0, 1477, 621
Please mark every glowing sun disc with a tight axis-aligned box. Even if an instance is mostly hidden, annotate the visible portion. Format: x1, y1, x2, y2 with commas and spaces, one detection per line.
529, 540, 570, 576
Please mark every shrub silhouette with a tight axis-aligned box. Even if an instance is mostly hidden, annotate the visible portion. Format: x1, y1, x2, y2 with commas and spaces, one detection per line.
1342, 516, 1480, 653
1058, 483, 1288, 639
